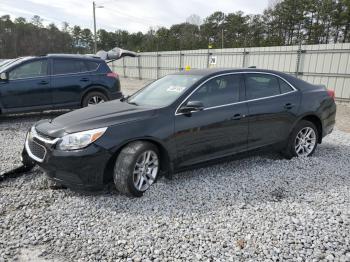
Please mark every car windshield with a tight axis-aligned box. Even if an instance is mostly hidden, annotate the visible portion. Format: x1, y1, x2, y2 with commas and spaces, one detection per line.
0, 59, 14, 71
0, 57, 32, 73
127, 74, 202, 107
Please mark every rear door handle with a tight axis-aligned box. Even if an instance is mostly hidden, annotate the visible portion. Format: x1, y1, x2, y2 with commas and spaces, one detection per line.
38, 80, 49, 85
80, 78, 90, 82
284, 103, 295, 110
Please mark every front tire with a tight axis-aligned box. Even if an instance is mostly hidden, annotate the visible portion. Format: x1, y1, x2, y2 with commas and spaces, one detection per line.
113, 141, 160, 197
283, 120, 318, 159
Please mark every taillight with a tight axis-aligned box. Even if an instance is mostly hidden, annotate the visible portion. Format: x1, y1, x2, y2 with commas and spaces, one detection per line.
107, 72, 118, 79
327, 89, 335, 100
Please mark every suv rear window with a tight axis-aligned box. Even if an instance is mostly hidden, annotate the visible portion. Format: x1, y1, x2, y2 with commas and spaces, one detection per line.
53, 59, 84, 74
53, 59, 98, 75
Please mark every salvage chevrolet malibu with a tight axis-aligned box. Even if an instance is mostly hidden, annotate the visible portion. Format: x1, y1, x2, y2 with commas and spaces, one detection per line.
24, 68, 336, 197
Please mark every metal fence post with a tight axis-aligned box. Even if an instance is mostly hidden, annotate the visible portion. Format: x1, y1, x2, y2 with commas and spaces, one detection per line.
122, 58, 126, 78
137, 55, 142, 80
295, 42, 306, 78
207, 51, 212, 68
179, 52, 184, 71
242, 48, 250, 67
156, 53, 160, 79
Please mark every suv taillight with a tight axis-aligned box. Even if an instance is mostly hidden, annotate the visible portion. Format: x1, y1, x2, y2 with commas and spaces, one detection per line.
327, 89, 335, 100
107, 72, 118, 79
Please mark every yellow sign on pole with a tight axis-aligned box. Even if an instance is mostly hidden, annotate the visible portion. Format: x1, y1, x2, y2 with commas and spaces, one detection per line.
208, 45, 213, 49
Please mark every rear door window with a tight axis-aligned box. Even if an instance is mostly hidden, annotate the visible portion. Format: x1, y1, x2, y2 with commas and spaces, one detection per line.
53, 59, 88, 75
245, 74, 280, 100
9, 59, 48, 80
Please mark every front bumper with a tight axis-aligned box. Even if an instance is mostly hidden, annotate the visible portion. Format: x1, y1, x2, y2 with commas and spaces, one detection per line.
24, 129, 113, 190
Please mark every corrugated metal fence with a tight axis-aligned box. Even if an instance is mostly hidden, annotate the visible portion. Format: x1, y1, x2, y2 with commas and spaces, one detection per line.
112, 43, 350, 102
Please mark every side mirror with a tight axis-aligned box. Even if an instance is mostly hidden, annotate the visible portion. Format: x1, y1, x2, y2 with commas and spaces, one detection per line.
179, 101, 204, 115
0, 72, 8, 81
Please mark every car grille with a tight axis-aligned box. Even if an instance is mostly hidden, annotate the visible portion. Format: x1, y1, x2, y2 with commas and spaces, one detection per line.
25, 126, 60, 163
27, 138, 46, 161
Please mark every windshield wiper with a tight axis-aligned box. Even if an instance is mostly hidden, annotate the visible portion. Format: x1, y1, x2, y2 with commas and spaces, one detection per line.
120, 95, 138, 105
120, 95, 130, 102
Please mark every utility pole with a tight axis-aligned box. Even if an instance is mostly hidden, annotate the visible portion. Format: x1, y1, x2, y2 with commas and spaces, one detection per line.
221, 28, 224, 49
220, 14, 225, 49
93, 1, 104, 53
93, 1, 97, 53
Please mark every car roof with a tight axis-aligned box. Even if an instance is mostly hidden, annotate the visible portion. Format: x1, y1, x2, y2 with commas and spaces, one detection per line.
44, 54, 103, 61
173, 68, 315, 91
173, 68, 289, 77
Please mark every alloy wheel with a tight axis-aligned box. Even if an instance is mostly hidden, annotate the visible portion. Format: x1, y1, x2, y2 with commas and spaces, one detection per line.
87, 96, 105, 106
133, 150, 159, 191
294, 127, 317, 157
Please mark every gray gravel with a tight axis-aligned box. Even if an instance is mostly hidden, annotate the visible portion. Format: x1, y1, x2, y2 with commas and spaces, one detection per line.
1, 112, 350, 262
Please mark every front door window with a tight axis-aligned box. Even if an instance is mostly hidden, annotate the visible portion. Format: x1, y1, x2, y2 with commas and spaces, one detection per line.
9, 60, 48, 80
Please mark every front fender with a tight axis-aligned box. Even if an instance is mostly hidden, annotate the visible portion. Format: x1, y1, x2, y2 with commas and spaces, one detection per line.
95, 114, 176, 164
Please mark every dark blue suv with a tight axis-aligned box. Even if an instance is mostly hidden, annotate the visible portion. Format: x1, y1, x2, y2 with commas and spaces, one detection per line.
0, 54, 121, 114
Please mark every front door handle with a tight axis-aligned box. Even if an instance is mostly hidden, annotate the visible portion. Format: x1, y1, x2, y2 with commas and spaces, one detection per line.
284, 103, 295, 110
231, 114, 246, 120
38, 80, 49, 85
80, 78, 90, 82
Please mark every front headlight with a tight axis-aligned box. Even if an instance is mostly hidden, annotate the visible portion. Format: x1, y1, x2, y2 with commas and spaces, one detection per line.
57, 127, 107, 151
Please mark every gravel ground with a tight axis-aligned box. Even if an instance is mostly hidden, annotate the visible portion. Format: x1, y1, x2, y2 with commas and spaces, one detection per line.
119, 78, 152, 96
0, 78, 350, 261
334, 103, 350, 134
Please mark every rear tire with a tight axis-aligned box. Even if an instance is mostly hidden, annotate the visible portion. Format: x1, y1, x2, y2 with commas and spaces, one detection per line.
113, 141, 160, 197
282, 120, 318, 159
82, 91, 108, 107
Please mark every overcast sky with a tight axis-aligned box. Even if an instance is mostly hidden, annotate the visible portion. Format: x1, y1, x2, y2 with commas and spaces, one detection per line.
1, 0, 268, 33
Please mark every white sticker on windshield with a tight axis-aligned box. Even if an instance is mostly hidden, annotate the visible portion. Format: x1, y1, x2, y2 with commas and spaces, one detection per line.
167, 86, 186, 93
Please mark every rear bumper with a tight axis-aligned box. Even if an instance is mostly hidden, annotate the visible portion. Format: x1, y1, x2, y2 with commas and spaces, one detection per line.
322, 122, 335, 137
321, 102, 336, 138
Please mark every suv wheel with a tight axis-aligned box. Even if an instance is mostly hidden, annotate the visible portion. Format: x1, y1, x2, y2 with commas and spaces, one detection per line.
113, 141, 160, 197
82, 91, 108, 107
283, 120, 318, 159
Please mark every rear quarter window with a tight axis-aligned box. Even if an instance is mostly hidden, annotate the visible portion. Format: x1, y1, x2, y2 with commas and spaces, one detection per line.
279, 79, 294, 93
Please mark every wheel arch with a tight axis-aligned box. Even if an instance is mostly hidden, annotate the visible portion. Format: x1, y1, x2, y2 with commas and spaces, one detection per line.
102, 137, 172, 184
294, 113, 323, 143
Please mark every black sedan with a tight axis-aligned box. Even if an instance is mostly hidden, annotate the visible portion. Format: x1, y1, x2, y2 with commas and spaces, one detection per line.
24, 68, 336, 197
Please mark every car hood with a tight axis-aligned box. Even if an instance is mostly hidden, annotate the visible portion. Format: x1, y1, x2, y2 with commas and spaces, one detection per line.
35, 100, 158, 137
